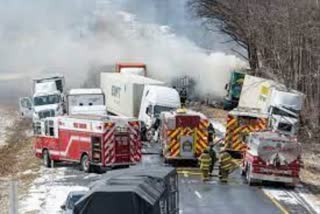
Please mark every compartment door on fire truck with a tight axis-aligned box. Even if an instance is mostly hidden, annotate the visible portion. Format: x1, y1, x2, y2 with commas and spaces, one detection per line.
176, 115, 200, 158
115, 132, 130, 163
19, 97, 33, 118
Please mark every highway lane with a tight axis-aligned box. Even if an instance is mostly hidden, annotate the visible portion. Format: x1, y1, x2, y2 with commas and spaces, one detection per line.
20, 146, 314, 213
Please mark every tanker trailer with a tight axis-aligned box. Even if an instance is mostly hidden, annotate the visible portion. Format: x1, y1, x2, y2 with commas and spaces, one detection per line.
242, 131, 302, 186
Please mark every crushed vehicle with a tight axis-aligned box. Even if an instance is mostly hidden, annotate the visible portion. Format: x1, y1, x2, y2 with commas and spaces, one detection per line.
223, 70, 245, 110
223, 75, 305, 186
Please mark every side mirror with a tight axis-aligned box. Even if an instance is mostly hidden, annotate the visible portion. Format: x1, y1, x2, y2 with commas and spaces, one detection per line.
61, 205, 66, 210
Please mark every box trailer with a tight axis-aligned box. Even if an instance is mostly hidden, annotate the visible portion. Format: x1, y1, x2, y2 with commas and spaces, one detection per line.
238, 75, 304, 116
238, 75, 304, 136
100, 73, 165, 117
116, 63, 147, 76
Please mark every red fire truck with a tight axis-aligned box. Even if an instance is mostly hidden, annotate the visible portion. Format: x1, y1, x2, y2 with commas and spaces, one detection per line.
33, 115, 141, 172
158, 108, 209, 162
242, 131, 302, 186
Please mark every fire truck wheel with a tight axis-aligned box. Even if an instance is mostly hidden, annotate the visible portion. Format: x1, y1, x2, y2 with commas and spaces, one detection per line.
81, 154, 91, 173
43, 149, 51, 168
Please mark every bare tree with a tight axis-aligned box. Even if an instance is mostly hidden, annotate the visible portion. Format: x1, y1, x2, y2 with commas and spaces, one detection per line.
189, 0, 320, 142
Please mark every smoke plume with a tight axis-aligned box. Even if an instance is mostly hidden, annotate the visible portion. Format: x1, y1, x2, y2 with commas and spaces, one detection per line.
0, 0, 247, 104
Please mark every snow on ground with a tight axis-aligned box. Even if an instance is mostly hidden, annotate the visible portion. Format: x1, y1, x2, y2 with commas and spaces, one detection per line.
19, 167, 89, 214
0, 106, 16, 147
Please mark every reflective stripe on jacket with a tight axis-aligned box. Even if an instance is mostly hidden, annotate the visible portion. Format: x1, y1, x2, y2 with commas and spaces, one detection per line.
199, 153, 212, 170
220, 152, 233, 171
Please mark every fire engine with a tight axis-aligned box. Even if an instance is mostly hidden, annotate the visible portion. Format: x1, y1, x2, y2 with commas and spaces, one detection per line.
242, 131, 301, 186
223, 108, 302, 186
158, 108, 209, 162
33, 115, 141, 172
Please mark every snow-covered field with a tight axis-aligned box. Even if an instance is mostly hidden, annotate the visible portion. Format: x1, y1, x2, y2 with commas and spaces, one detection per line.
19, 167, 93, 214
0, 106, 16, 147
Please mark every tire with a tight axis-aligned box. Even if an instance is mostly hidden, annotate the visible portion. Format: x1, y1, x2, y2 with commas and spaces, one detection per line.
43, 149, 51, 168
81, 154, 91, 173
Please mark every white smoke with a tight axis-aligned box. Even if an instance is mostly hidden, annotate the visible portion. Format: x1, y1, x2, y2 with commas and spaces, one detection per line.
0, 0, 247, 103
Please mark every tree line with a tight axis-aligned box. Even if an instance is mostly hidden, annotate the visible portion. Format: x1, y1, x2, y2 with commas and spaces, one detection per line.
189, 0, 320, 142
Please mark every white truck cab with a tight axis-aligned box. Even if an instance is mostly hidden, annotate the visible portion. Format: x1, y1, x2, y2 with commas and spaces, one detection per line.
67, 88, 106, 115
139, 85, 181, 129
19, 74, 65, 121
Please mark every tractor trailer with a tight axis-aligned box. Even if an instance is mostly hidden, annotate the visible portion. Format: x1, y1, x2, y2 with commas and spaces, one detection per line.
100, 73, 181, 128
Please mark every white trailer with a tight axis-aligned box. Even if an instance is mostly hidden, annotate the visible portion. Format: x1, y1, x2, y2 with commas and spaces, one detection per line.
238, 75, 304, 135
100, 73, 165, 117
100, 73, 181, 141
67, 88, 106, 115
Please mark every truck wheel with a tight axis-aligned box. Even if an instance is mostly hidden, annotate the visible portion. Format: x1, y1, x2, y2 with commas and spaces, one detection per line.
43, 150, 51, 168
81, 154, 91, 173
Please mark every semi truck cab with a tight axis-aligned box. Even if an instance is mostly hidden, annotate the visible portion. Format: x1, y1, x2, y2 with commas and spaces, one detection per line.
19, 74, 66, 121
139, 85, 181, 129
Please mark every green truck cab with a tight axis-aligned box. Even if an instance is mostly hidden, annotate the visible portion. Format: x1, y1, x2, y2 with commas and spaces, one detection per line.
223, 71, 245, 110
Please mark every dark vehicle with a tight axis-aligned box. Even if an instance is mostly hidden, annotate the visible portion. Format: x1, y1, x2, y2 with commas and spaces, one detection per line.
61, 191, 87, 214
74, 167, 179, 214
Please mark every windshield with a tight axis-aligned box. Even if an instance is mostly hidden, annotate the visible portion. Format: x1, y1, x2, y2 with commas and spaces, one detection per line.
68, 194, 84, 209
34, 95, 60, 106
271, 107, 298, 118
154, 105, 175, 117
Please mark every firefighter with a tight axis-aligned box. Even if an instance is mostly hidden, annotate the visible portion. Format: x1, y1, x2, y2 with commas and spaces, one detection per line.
180, 87, 187, 107
208, 144, 217, 176
207, 123, 215, 144
219, 149, 234, 182
199, 149, 212, 181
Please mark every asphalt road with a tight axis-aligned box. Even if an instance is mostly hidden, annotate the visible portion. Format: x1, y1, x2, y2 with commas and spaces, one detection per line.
35, 143, 314, 214
54, 152, 281, 214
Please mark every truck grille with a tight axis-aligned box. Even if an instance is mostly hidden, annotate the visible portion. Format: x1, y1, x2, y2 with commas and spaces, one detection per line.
39, 110, 55, 119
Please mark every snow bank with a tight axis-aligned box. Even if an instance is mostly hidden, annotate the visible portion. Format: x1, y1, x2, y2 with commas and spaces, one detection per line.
0, 107, 15, 147
20, 167, 89, 213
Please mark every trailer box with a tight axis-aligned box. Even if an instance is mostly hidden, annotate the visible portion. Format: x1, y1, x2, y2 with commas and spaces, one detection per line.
100, 73, 164, 117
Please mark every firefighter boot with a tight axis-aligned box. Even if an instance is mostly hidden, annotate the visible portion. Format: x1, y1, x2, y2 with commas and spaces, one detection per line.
202, 170, 209, 181
219, 170, 229, 183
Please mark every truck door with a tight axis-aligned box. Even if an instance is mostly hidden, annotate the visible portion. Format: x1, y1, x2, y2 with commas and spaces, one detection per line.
19, 97, 33, 118
176, 115, 200, 158
114, 132, 130, 163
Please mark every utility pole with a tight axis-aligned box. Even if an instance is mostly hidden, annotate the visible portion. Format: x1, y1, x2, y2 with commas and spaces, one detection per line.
9, 180, 17, 214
